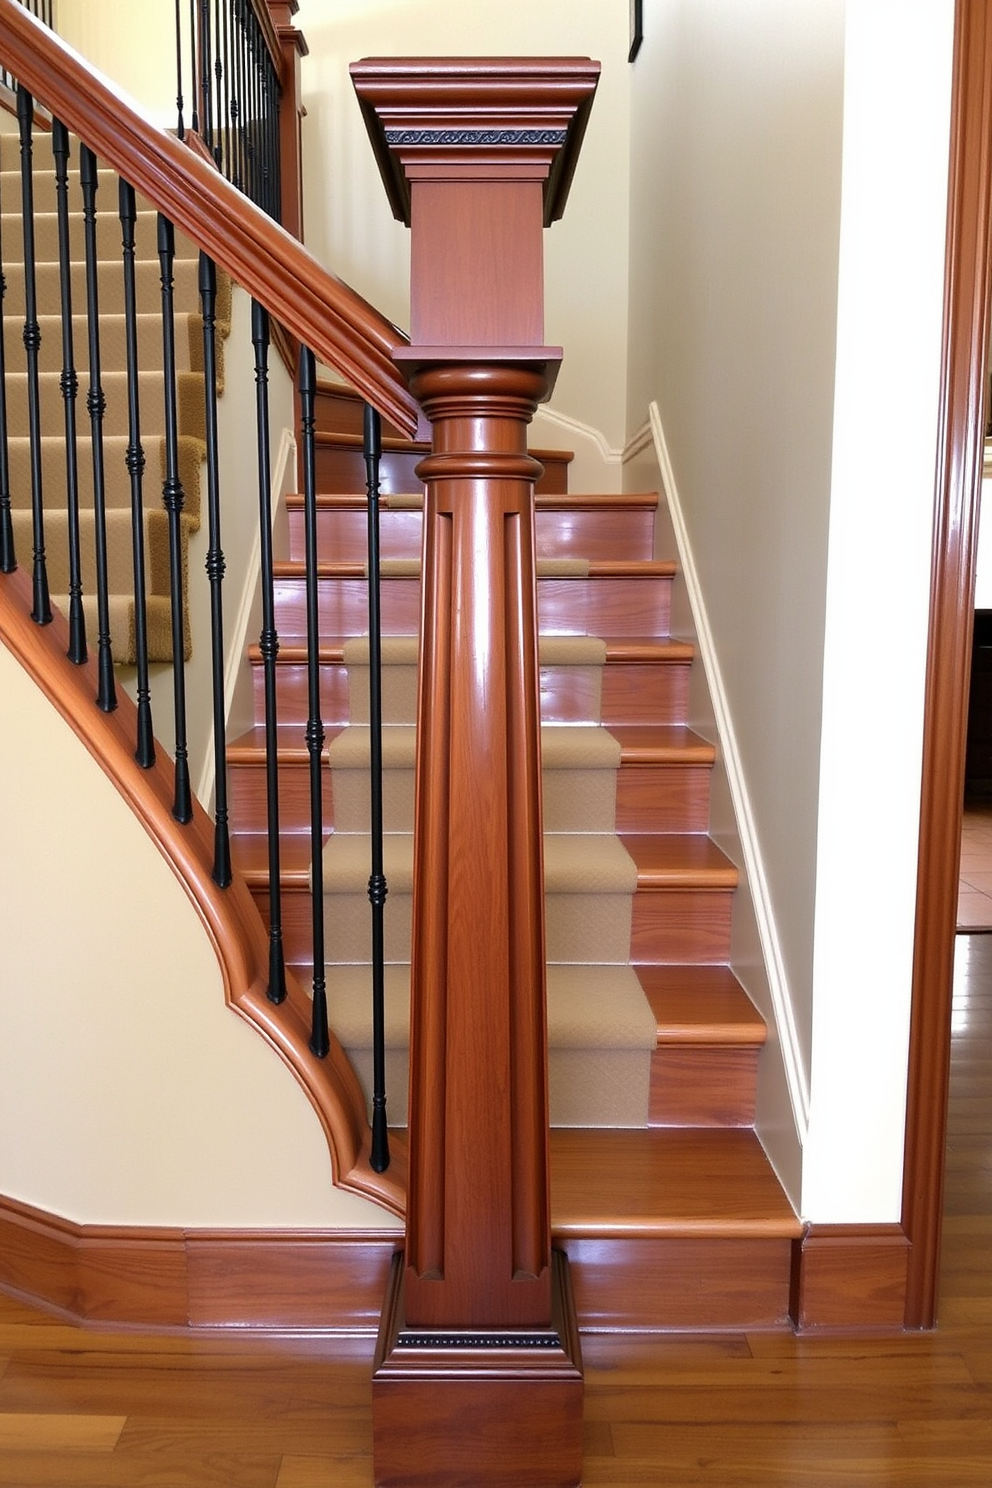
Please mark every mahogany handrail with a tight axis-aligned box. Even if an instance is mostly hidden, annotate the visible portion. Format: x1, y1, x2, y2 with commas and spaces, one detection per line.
0, 0, 418, 437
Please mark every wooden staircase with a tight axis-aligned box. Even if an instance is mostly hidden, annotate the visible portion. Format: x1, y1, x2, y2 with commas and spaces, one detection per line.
228, 385, 801, 1330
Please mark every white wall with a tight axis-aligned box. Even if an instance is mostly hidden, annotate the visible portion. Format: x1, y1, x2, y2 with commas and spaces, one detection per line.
295, 0, 630, 488
0, 639, 399, 1230
627, 0, 955, 1221
803, 0, 954, 1221
56, 0, 177, 125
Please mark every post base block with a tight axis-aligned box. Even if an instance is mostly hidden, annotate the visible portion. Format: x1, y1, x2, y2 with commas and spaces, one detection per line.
372, 1250, 584, 1488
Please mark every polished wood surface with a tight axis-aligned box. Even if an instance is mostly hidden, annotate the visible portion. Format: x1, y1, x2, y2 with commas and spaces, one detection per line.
903, 0, 992, 1327
2, 933, 989, 1483
0, 0, 418, 433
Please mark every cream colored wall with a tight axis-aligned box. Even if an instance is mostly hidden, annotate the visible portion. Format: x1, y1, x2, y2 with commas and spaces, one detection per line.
56, 0, 177, 124
295, 0, 630, 489
0, 641, 399, 1231
627, 0, 955, 1221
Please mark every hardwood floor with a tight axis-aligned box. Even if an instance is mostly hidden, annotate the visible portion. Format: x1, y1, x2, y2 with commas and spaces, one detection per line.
1, 935, 990, 1486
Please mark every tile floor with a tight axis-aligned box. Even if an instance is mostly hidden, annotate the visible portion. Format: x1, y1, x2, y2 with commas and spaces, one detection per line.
958, 798, 992, 929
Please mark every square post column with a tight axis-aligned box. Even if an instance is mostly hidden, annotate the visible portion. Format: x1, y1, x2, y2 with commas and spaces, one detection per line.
351, 59, 599, 1488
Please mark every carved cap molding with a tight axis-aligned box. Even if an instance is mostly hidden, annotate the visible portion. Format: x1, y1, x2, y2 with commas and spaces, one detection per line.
350, 57, 600, 227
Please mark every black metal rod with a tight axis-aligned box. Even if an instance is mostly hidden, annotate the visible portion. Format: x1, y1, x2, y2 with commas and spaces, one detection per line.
120, 179, 155, 766
199, 250, 232, 887
300, 346, 328, 1058
158, 212, 192, 821
17, 86, 51, 625
188, 0, 199, 137
200, 0, 213, 157
252, 298, 286, 1004
80, 145, 116, 713
364, 401, 390, 1172
0, 154, 15, 576
52, 118, 86, 665
174, 0, 185, 140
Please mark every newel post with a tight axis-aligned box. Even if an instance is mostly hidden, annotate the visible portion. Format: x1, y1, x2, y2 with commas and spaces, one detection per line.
351, 58, 599, 1488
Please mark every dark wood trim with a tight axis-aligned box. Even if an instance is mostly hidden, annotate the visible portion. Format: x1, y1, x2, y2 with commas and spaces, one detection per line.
791, 1224, 910, 1332
903, 0, 992, 1329
0, 1194, 796, 1333
0, 0, 418, 435
0, 1193, 400, 1330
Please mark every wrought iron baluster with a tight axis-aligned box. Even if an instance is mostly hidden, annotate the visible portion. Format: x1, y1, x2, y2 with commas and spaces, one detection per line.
52, 119, 85, 664
17, 86, 50, 625
200, 0, 213, 159
300, 346, 328, 1058
157, 213, 192, 822
215, 0, 227, 173
199, 251, 231, 886
188, 0, 199, 137
364, 401, 390, 1172
174, 0, 185, 139
0, 161, 14, 575
252, 299, 286, 1004
80, 146, 115, 712
120, 179, 155, 766
223, 0, 235, 188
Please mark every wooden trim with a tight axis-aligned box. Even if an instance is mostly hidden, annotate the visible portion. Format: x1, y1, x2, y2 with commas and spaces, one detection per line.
0, 1193, 399, 1330
791, 1224, 911, 1332
0, 568, 408, 1218
903, 0, 992, 1329
0, 0, 418, 435
0, 1194, 795, 1334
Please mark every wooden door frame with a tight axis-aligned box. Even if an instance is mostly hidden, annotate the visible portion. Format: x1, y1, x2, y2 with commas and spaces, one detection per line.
903, 0, 992, 1328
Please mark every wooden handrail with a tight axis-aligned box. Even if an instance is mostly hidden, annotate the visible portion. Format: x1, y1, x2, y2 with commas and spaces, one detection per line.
0, 0, 419, 436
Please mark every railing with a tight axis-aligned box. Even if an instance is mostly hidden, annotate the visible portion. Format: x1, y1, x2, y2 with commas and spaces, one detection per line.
0, 0, 413, 1210
0, 0, 50, 96
176, 0, 283, 220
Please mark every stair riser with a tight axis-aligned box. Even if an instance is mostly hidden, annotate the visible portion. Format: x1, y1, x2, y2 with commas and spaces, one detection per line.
272, 575, 672, 640
227, 760, 333, 836
4, 369, 205, 441
252, 660, 352, 728
649, 1046, 759, 1127
3, 312, 200, 379
615, 766, 710, 834
600, 663, 690, 726
631, 888, 733, 964
0, 206, 161, 263
3, 257, 201, 318
286, 505, 657, 564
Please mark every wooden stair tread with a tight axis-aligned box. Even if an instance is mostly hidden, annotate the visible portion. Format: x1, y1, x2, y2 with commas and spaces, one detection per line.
246, 636, 696, 666
226, 725, 341, 762
550, 1128, 800, 1238
312, 429, 572, 465
610, 724, 715, 764
623, 833, 739, 887
272, 559, 677, 579
636, 965, 766, 1045
287, 490, 659, 512
232, 833, 312, 882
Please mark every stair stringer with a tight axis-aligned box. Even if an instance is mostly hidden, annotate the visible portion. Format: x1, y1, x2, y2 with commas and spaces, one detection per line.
0, 565, 408, 1218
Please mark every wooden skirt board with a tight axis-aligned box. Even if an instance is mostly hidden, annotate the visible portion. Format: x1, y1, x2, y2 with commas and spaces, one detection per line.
0, 1192, 910, 1333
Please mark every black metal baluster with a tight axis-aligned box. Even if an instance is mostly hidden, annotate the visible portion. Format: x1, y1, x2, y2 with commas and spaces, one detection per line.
252, 299, 286, 1004
0, 163, 15, 575
200, 0, 213, 158
188, 0, 200, 137
158, 213, 192, 821
120, 180, 155, 766
174, 0, 185, 139
300, 346, 328, 1058
215, 0, 226, 172
80, 145, 115, 713
364, 401, 390, 1172
17, 86, 51, 625
52, 119, 85, 664
199, 250, 231, 886
231, 0, 244, 193
222, 0, 234, 187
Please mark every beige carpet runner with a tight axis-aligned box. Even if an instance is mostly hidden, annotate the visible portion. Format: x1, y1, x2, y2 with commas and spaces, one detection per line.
323, 634, 657, 1128
1, 133, 229, 661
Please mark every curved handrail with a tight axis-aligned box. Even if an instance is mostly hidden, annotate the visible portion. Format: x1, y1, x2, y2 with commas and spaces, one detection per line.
0, 0, 419, 437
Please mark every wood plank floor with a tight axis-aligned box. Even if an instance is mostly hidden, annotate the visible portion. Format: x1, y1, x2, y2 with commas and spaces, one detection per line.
1, 934, 990, 1486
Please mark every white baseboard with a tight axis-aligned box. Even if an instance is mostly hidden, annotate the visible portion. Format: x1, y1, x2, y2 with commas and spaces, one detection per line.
647, 400, 811, 1137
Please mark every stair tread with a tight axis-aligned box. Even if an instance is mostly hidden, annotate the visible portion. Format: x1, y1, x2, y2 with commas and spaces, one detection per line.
636, 965, 766, 1044
272, 558, 677, 579
623, 833, 739, 887
549, 1127, 800, 1238
611, 724, 715, 763
287, 490, 660, 511
246, 635, 696, 666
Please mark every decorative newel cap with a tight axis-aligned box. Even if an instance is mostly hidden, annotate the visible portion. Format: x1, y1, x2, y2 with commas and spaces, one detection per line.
350, 57, 600, 228
350, 58, 599, 355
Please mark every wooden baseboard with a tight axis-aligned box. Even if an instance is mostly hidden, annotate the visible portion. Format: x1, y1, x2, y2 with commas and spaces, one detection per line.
791, 1223, 911, 1331
0, 1194, 399, 1330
